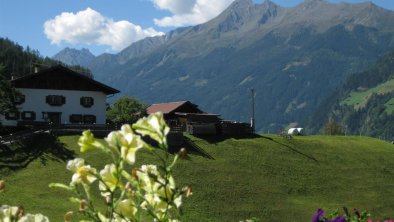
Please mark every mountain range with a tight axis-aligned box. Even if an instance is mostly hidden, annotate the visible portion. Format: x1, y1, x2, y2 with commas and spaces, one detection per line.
53, 0, 394, 132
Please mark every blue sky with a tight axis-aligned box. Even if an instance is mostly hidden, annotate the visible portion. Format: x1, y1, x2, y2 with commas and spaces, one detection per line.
1, 0, 393, 57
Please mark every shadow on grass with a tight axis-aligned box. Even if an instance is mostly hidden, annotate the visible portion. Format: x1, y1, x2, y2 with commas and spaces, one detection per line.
182, 137, 215, 160
193, 133, 265, 144
187, 133, 319, 164
178, 134, 269, 160
270, 138, 320, 165
0, 133, 75, 170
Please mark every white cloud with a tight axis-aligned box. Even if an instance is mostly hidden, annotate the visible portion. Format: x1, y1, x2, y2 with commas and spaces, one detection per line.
44, 8, 164, 51
153, 0, 197, 14
153, 0, 235, 27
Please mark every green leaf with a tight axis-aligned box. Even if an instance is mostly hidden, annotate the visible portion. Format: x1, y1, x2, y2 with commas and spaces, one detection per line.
69, 197, 81, 203
48, 183, 73, 191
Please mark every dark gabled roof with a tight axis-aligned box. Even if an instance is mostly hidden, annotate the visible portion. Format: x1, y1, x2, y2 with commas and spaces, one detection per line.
11, 65, 120, 95
147, 101, 203, 114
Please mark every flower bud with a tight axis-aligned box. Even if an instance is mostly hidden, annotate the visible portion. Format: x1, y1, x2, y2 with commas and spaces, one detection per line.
179, 148, 188, 159
185, 185, 193, 197
64, 211, 73, 222
353, 208, 361, 219
105, 196, 111, 205
79, 199, 88, 212
16, 206, 24, 219
78, 130, 98, 152
125, 182, 133, 193
132, 168, 138, 180
0, 180, 5, 192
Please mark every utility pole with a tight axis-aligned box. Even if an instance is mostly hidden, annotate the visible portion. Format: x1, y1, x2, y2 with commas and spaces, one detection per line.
250, 88, 255, 133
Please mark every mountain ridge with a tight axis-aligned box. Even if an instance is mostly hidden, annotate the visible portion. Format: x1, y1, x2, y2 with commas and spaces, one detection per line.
54, 0, 394, 69
53, 0, 394, 132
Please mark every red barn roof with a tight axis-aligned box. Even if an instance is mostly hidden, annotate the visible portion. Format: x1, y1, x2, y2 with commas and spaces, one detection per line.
147, 101, 203, 114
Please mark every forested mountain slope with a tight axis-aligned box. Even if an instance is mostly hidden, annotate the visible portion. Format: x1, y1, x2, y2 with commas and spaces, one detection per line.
307, 48, 394, 139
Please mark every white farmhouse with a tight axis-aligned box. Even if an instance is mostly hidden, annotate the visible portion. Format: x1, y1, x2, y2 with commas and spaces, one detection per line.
1, 65, 119, 126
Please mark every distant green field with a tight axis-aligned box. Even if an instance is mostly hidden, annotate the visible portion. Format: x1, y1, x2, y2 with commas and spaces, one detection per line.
1, 134, 394, 221
341, 78, 394, 110
385, 98, 394, 114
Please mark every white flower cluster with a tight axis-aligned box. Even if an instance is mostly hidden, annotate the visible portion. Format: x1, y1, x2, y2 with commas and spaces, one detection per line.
1, 113, 189, 222
0, 205, 49, 222
58, 112, 187, 221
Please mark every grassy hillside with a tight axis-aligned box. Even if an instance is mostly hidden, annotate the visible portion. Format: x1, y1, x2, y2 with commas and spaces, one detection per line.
1, 134, 394, 221
385, 98, 394, 114
340, 78, 394, 110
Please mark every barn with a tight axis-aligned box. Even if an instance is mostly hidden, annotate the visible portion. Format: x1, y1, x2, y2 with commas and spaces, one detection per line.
147, 101, 221, 134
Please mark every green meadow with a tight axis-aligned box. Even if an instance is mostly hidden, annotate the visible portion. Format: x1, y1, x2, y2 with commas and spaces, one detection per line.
385, 98, 394, 115
341, 78, 394, 110
1, 133, 394, 221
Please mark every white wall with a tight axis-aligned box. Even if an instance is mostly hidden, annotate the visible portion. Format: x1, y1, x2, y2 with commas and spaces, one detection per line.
2, 88, 108, 126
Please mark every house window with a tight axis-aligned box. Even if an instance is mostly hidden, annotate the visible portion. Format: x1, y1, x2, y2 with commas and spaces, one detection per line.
83, 115, 96, 124
13, 95, 25, 105
80, 97, 94, 108
46, 95, 65, 106
69, 114, 83, 123
21, 111, 36, 120
5, 111, 20, 120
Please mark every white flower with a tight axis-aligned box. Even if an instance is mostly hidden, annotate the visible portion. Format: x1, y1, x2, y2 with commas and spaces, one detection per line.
99, 164, 119, 196
18, 213, 49, 222
0, 206, 49, 222
66, 158, 97, 185
0, 205, 19, 221
133, 113, 170, 145
136, 165, 182, 216
105, 125, 145, 165
78, 130, 103, 152
136, 165, 159, 191
115, 199, 137, 219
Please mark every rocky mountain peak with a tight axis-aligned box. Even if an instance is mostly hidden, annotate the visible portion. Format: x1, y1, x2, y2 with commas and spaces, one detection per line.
226, 0, 254, 17
213, 0, 256, 32
230, 0, 254, 9
258, 0, 280, 24
52, 47, 95, 67
80, 48, 91, 54
300, 0, 328, 9
261, 0, 277, 8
